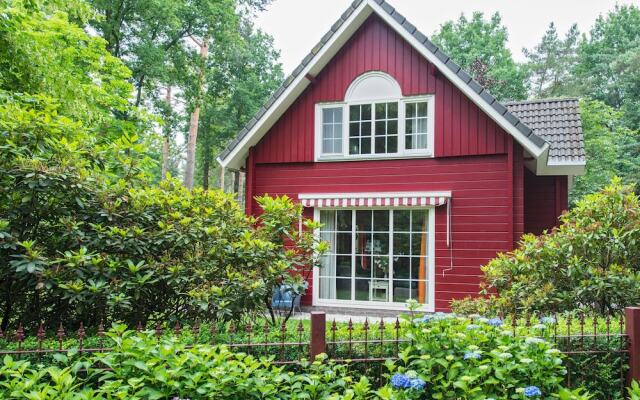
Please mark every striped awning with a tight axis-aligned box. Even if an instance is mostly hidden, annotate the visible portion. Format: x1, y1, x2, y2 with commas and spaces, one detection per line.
299, 191, 451, 208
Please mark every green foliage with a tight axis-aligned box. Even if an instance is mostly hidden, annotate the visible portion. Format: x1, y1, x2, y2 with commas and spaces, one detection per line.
523, 23, 580, 98
571, 100, 640, 204
431, 12, 528, 101
392, 311, 568, 399
629, 381, 640, 400
453, 179, 640, 315
0, 327, 377, 399
575, 5, 640, 127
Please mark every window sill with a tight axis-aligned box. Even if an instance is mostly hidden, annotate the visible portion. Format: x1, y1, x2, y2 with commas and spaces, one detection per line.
316, 152, 434, 162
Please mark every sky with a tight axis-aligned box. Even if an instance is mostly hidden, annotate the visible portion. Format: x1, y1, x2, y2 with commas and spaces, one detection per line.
253, 0, 639, 74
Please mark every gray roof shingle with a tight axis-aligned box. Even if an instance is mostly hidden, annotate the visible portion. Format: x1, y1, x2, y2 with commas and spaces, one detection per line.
218, 0, 555, 164
506, 98, 585, 164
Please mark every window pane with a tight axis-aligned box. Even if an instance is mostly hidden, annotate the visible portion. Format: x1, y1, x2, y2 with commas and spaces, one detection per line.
355, 279, 369, 300
356, 231, 372, 254
394, 210, 411, 231
319, 255, 332, 276
371, 280, 389, 301
375, 121, 386, 136
388, 102, 398, 118
361, 104, 371, 120
414, 134, 427, 149
349, 122, 360, 137
406, 119, 414, 134
336, 210, 351, 231
361, 121, 371, 136
322, 123, 332, 139
412, 210, 427, 231
411, 233, 426, 256
355, 256, 371, 277
322, 139, 333, 153
349, 138, 359, 154
318, 277, 333, 299
406, 102, 416, 118
373, 210, 389, 231
388, 135, 397, 153
373, 256, 389, 278
375, 103, 386, 119
393, 281, 412, 303
334, 107, 343, 122
350, 105, 359, 120
336, 256, 351, 277
373, 232, 389, 254
388, 120, 397, 135
417, 101, 428, 117
405, 135, 413, 150
336, 232, 352, 254
336, 278, 351, 300
393, 232, 410, 255
356, 210, 372, 231
411, 257, 426, 280
393, 257, 410, 279
416, 117, 428, 134
375, 137, 386, 153
361, 138, 371, 153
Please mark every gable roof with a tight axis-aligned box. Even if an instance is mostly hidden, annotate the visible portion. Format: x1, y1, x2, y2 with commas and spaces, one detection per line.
507, 98, 585, 165
217, 0, 582, 176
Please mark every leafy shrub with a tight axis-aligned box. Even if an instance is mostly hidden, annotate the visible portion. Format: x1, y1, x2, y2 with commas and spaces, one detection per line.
0, 93, 322, 329
452, 179, 640, 315
388, 307, 586, 399
0, 326, 378, 400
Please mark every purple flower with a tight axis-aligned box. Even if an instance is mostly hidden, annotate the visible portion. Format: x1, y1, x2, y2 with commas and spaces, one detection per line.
523, 386, 542, 397
487, 318, 503, 327
409, 378, 426, 390
391, 373, 411, 389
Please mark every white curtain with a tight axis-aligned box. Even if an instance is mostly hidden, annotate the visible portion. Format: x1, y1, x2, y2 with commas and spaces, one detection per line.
319, 210, 337, 299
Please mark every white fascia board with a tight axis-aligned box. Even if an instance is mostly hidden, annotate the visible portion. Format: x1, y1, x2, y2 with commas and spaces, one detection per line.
218, 2, 373, 170
524, 150, 586, 176
367, 1, 548, 159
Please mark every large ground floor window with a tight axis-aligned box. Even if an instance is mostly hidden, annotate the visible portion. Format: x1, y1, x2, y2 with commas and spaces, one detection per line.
315, 208, 433, 307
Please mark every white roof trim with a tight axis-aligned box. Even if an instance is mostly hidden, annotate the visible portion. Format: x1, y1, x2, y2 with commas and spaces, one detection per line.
217, 0, 548, 170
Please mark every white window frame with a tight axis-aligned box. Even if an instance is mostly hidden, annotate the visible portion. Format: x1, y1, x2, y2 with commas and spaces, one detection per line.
311, 207, 436, 312
314, 95, 435, 161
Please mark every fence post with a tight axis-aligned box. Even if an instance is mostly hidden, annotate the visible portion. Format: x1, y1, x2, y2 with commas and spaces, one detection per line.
310, 311, 326, 361
626, 307, 640, 385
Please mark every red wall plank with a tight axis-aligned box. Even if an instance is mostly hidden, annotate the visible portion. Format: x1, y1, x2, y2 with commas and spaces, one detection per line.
523, 170, 567, 235
252, 155, 514, 311
253, 15, 509, 164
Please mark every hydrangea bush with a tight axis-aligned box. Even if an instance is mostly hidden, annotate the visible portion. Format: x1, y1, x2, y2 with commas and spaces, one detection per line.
384, 304, 588, 399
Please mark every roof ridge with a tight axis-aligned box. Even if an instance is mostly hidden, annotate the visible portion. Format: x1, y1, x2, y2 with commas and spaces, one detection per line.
505, 97, 579, 105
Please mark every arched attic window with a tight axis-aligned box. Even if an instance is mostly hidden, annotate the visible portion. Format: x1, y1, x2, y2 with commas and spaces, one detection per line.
315, 71, 434, 160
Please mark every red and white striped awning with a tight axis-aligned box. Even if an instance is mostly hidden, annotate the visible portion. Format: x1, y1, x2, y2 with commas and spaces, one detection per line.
299, 191, 451, 208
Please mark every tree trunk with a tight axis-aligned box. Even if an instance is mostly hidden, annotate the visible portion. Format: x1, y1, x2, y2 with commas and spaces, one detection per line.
161, 86, 172, 180
202, 151, 210, 190
184, 39, 209, 190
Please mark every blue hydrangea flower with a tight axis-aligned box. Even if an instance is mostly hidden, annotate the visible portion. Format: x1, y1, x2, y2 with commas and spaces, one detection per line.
409, 378, 426, 390
390, 373, 411, 389
418, 315, 433, 323
464, 351, 481, 360
523, 386, 542, 397
487, 318, 503, 327
540, 316, 556, 324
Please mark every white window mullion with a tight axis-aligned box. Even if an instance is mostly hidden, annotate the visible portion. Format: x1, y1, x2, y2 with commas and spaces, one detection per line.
351, 209, 356, 302
389, 210, 394, 304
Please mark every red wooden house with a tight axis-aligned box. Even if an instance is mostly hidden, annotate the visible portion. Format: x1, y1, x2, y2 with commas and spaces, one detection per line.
217, 0, 585, 312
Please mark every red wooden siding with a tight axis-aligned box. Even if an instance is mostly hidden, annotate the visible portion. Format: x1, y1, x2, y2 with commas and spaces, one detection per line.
252, 155, 515, 311
253, 14, 510, 164
523, 170, 568, 236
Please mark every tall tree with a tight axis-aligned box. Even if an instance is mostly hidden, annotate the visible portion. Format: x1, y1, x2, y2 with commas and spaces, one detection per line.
431, 12, 528, 101
196, 22, 283, 189
575, 4, 640, 128
523, 23, 580, 98
571, 100, 640, 204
